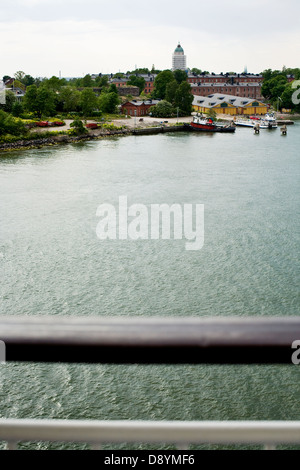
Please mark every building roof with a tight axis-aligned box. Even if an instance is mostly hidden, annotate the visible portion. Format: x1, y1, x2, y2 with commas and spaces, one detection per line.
192, 93, 265, 108
188, 73, 263, 79
122, 99, 161, 107
191, 82, 262, 88
174, 44, 184, 53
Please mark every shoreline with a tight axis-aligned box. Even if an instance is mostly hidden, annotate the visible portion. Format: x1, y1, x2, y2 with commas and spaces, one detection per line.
0, 113, 297, 153
0, 125, 187, 153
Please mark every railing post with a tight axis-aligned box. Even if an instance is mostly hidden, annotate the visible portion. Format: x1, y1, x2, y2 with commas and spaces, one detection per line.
176, 443, 190, 450
6, 441, 18, 450
264, 444, 276, 450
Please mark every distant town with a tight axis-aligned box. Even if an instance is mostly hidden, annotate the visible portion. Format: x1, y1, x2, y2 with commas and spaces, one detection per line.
0, 43, 299, 147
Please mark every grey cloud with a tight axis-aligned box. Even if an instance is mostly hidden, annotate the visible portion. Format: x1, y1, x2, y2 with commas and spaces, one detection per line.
1, 0, 299, 37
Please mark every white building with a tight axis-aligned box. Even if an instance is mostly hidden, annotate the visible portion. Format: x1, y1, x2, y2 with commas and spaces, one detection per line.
172, 43, 187, 71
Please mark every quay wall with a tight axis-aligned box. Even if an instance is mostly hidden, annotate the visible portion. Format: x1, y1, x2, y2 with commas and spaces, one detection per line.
0, 126, 187, 152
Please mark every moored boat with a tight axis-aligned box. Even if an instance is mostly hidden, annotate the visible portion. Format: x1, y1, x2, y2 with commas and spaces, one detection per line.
234, 118, 255, 128
234, 114, 277, 129
186, 115, 235, 133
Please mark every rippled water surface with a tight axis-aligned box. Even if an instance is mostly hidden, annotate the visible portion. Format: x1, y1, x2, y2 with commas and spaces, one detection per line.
0, 125, 299, 449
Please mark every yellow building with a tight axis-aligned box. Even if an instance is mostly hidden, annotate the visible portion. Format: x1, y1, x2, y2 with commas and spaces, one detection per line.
192, 94, 268, 115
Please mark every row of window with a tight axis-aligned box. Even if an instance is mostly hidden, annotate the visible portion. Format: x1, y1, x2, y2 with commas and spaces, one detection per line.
124, 109, 147, 116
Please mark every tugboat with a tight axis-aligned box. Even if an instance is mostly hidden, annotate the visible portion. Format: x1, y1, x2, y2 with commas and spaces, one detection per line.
186, 115, 236, 133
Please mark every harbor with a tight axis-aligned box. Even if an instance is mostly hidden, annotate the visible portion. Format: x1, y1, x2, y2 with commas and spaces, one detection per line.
1, 123, 299, 450
0, 112, 296, 152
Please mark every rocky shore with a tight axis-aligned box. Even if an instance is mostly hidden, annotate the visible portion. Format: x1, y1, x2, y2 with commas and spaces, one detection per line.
0, 125, 187, 152
0, 128, 131, 152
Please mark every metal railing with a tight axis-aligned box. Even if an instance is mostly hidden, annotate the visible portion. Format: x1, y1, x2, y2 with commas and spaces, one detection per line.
1, 419, 300, 450
1, 316, 300, 450
1, 315, 299, 364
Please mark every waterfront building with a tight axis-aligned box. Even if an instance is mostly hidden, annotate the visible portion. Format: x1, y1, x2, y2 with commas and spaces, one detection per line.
121, 99, 161, 117
188, 73, 263, 100
172, 43, 187, 71
192, 93, 268, 115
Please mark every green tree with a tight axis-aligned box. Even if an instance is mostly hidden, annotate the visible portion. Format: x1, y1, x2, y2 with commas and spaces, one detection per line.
98, 91, 120, 113
149, 100, 174, 118
95, 75, 109, 88
127, 75, 145, 94
173, 69, 187, 84
113, 73, 125, 79
261, 75, 287, 101
284, 68, 300, 80
69, 118, 87, 135
44, 76, 66, 91
14, 71, 25, 81
191, 68, 202, 75
59, 86, 81, 112
2, 90, 16, 113
23, 85, 56, 118
0, 110, 27, 136
280, 82, 300, 112
80, 88, 98, 116
262, 69, 283, 81
174, 81, 193, 115
165, 80, 178, 105
82, 74, 93, 88
108, 83, 118, 94
153, 70, 174, 99
22, 75, 35, 86
11, 101, 24, 117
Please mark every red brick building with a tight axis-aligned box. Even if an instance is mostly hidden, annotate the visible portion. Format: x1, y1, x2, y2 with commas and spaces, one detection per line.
187, 73, 263, 85
121, 99, 160, 117
190, 83, 263, 100
188, 73, 264, 100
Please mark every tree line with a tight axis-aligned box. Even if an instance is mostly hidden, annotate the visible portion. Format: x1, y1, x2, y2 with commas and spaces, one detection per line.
2, 75, 120, 118
2, 68, 195, 118
261, 67, 300, 112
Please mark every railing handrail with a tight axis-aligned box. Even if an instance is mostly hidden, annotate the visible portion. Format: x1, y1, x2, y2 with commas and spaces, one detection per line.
1, 316, 299, 364
1, 419, 300, 446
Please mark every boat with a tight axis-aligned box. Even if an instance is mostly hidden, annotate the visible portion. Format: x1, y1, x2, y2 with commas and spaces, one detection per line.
263, 112, 277, 128
186, 115, 236, 133
234, 118, 255, 128
259, 120, 277, 129
234, 114, 278, 129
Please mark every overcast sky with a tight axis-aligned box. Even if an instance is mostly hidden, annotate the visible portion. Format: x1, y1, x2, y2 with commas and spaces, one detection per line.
1, 0, 299, 78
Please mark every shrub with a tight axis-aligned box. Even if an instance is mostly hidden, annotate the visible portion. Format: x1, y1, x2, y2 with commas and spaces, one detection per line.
0, 110, 28, 137
149, 100, 174, 118
69, 119, 88, 135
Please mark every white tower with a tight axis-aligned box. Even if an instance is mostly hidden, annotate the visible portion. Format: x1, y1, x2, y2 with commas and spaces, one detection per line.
172, 43, 187, 71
